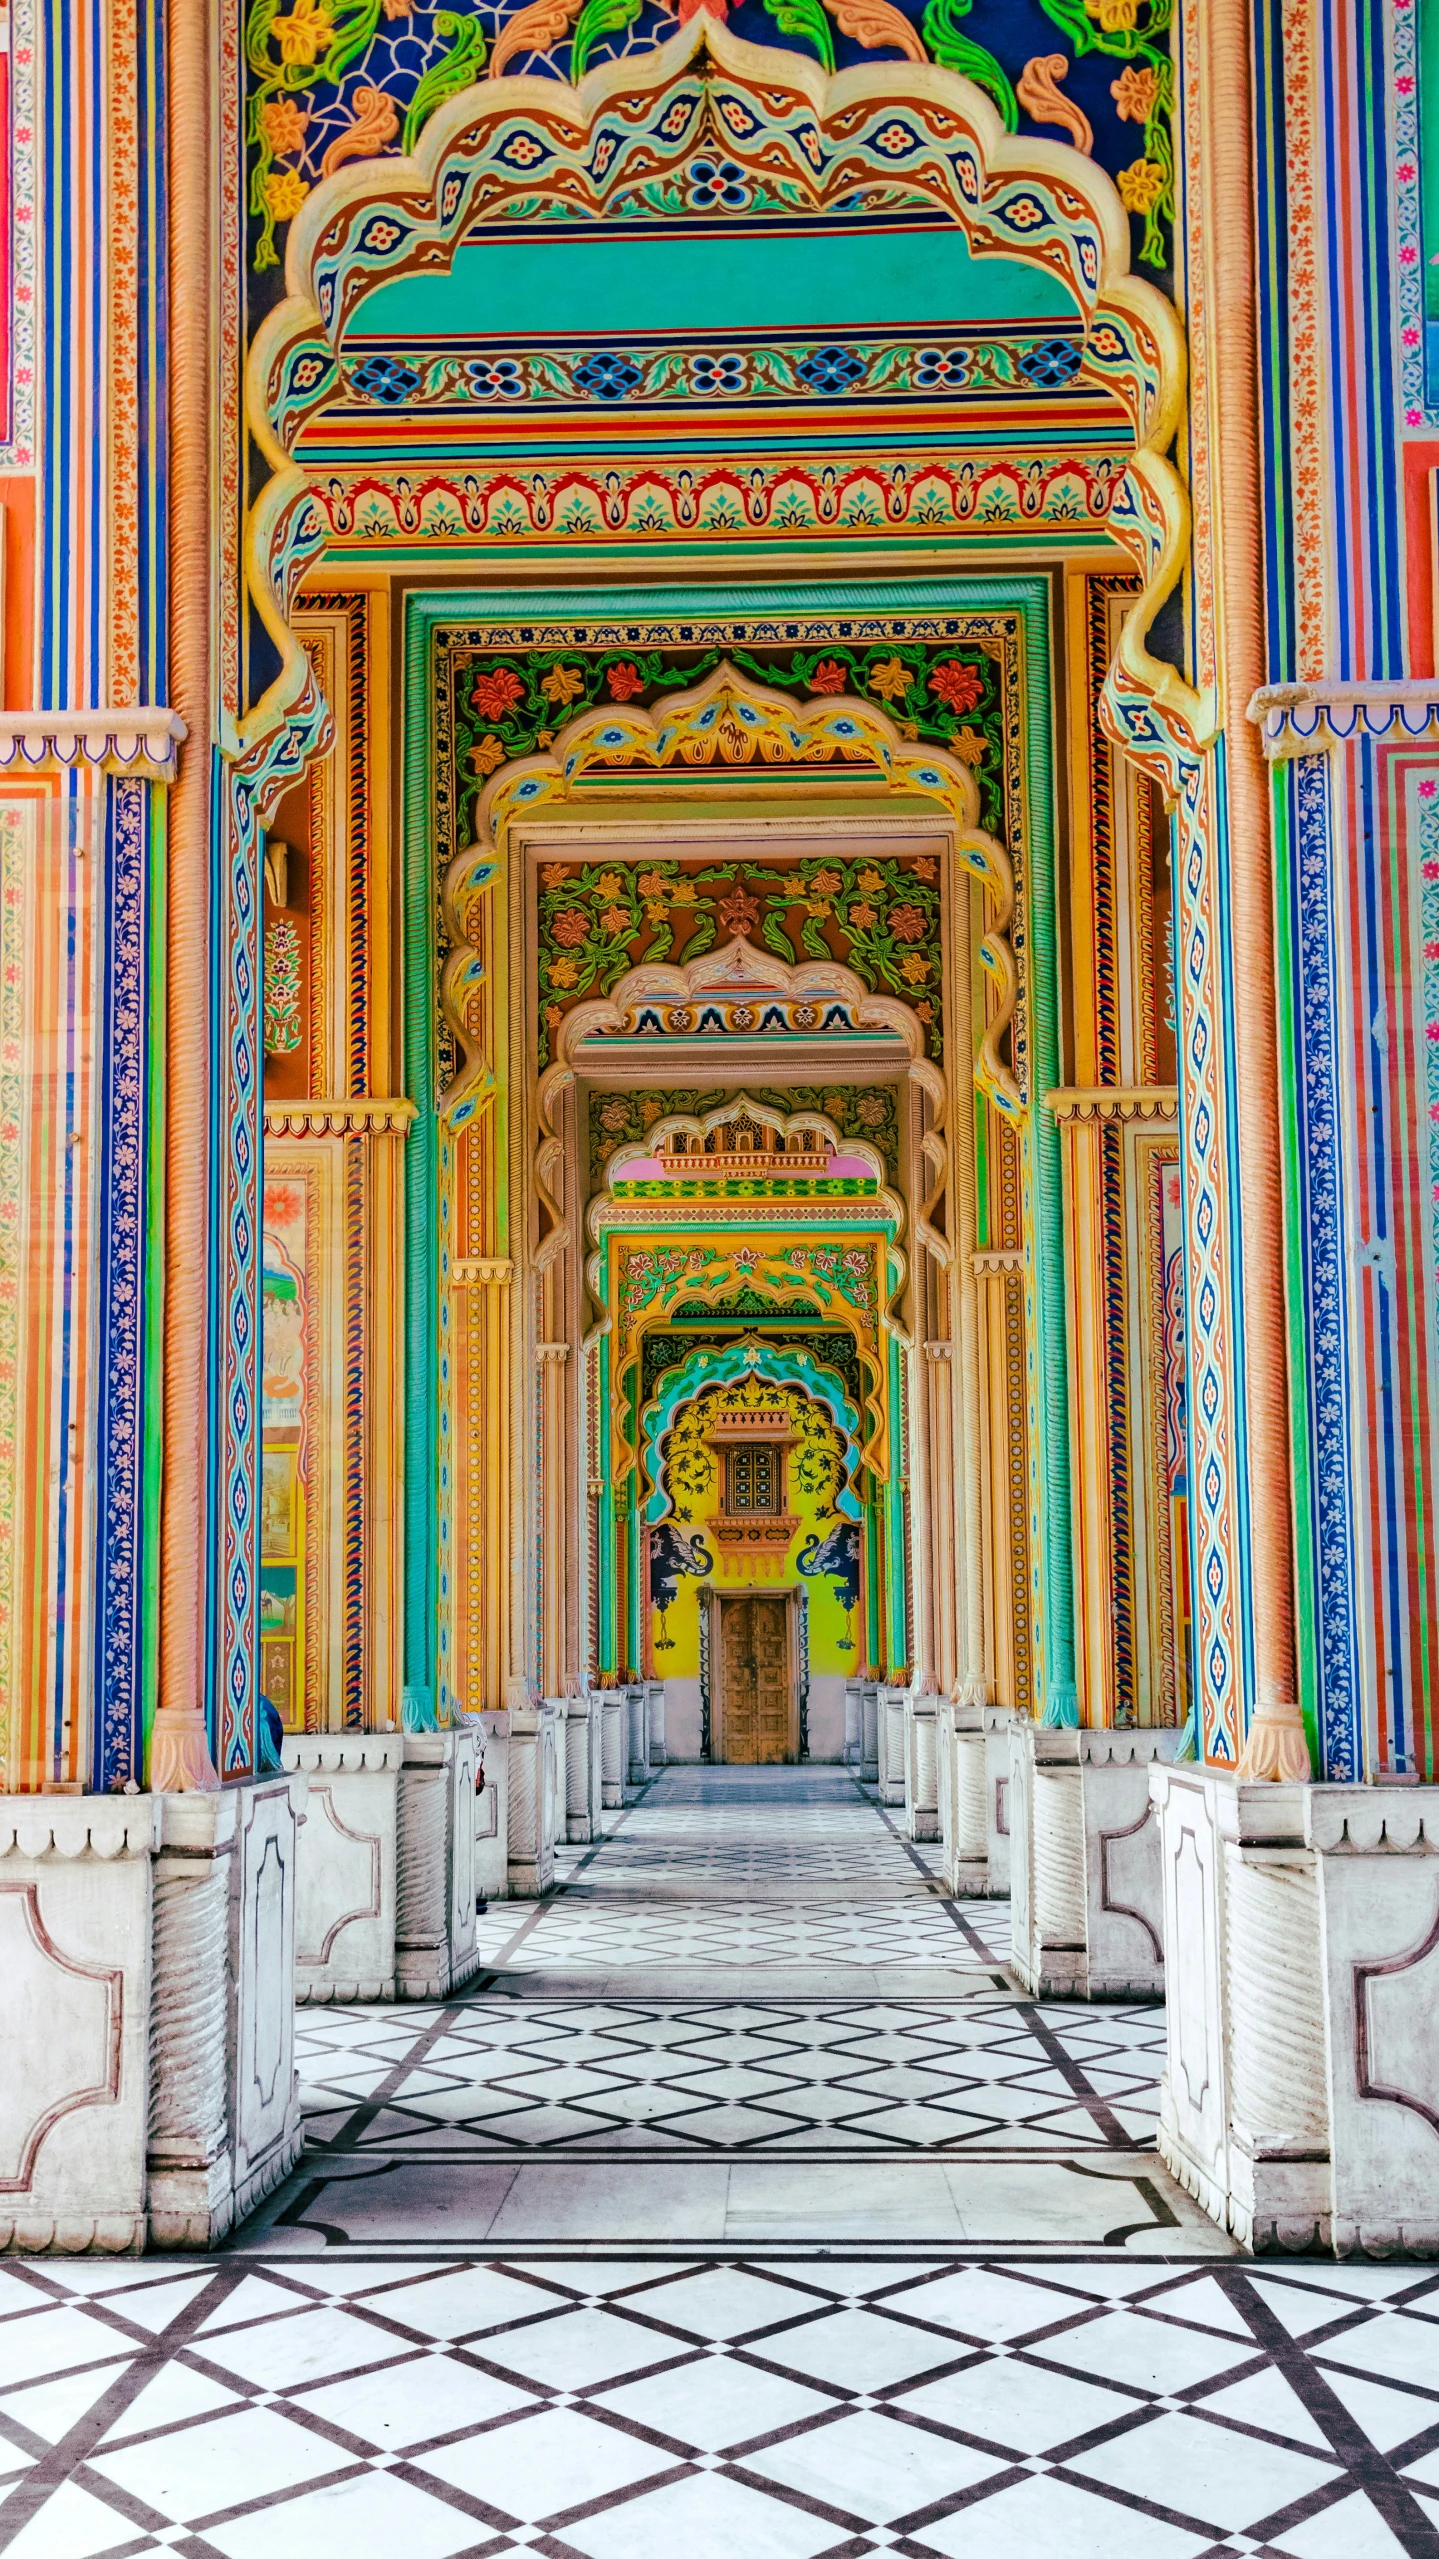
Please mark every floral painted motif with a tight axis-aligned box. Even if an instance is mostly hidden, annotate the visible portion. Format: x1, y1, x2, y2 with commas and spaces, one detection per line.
263, 916, 304, 1055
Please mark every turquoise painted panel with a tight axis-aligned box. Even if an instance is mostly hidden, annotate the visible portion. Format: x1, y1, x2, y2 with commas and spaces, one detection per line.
351, 223, 1077, 345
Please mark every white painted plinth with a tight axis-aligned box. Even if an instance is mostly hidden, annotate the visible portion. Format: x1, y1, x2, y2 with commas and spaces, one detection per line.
1010, 1722, 1176, 1997
937, 1698, 988, 1894
1154, 1769, 1439, 2255
860, 1682, 880, 1784
597, 1692, 626, 1809
646, 1681, 666, 1766
473, 1712, 509, 1903
626, 1685, 649, 1787
0, 1779, 304, 2254
844, 1680, 863, 1766
282, 1734, 404, 2002
507, 1698, 559, 1897
878, 1687, 908, 1807
903, 1693, 941, 1841
983, 1705, 1020, 1894
395, 1726, 481, 1997
560, 1696, 603, 1844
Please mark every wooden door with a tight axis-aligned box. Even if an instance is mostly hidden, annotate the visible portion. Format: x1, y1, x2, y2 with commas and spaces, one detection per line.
719, 1595, 792, 1762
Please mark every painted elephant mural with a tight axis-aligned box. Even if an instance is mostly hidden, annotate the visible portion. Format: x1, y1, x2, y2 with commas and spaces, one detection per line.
648, 1523, 715, 1651
797, 1521, 861, 1618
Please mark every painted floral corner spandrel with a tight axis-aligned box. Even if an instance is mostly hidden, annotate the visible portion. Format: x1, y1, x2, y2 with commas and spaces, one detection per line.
246, 0, 1174, 274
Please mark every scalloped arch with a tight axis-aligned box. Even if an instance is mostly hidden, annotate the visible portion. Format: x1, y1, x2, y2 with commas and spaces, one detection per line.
640, 1343, 864, 1527
240, 17, 1205, 791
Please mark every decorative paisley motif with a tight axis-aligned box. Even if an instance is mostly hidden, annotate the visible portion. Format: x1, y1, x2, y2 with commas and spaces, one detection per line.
1015, 53, 1093, 155
318, 84, 399, 177
822, 0, 926, 57
490, 0, 583, 75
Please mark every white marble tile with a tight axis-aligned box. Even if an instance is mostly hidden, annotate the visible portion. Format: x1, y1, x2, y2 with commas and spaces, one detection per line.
90, 2402, 352, 2520
0, 2479, 154, 2559
194, 2304, 420, 2391
896, 2354, 1141, 2453
560, 2464, 846, 2559
1030, 2307, 1255, 2396
910, 2471, 1213, 2559
201, 2464, 488, 2559
0, 2309, 134, 2391
740, 2406, 1006, 2519
594, 2348, 836, 2447
290, 2353, 538, 2446
1063, 2408, 1340, 2530
489, 2304, 695, 2390
1270, 2489, 1413, 2557
413, 2403, 674, 2518
753, 2305, 965, 2392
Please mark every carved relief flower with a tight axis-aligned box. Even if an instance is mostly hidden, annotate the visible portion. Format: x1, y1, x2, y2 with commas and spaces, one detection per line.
900, 953, 932, 983
1110, 63, 1159, 123
847, 903, 878, 930
808, 658, 848, 693
1117, 157, 1167, 214
594, 871, 624, 901
600, 905, 631, 936
263, 167, 309, 222
547, 956, 580, 987
1084, 0, 1137, 25
888, 903, 929, 943
606, 660, 645, 699
551, 908, 589, 947
469, 734, 506, 775
270, 0, 334, 65
858, 867, 884, 893
259, 97, 310, 154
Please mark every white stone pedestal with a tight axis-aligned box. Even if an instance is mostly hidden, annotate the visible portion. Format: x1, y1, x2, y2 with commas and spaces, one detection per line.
903, 1693, 941, 1841
395, 1726, 482, 1997
860, 1683, 879, 1783
561, 1695, 603, 1844
843, 1680, 863, 1766
0, 1779, 304, 2254
937, 1697, 988, 1894
282, 1734, 404, 2002
1154, 1768, 1439, 2255
878, 1687, 908, 1807
646, 1680, 666, 1766
473, 1712, 509, 1903
597, 1692, 626, 1809
983, 1705, 1019, 1894
1010, 1722, 1175, 1998
626, 1685, 649, 1786
507, 1698, 559, 1897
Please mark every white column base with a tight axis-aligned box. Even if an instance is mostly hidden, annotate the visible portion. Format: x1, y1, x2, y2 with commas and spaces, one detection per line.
282, 1734, 404, 2002
0, 1779, 304, 2254
982, 1705, 1019, 1895
507, 1698, 560, 1896
646, 1681, 666, 1766
395, 1727, 482, 1996
474, 1712, 510, 1903
903, 1693, 941, 1840
625, 1685, 649, 1787
878, 1687, 908, 1806
937, 1698, 988, 1894
560, 1695, 603, 1844
597, 1691, 626, 1810
1010, 1723, 1175, 1997
1153, 1768, 1439, 2256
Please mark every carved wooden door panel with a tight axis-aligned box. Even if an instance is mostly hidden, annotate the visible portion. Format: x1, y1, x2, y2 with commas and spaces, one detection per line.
751, 1597, 790, 1763
720, 1598, 758, 1762
719, 1596, 791, 1763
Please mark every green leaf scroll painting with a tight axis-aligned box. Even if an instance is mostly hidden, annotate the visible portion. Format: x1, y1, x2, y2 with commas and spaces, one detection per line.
244, 0, 1174, 276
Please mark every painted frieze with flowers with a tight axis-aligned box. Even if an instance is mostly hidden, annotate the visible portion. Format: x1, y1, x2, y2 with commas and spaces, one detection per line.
587, 1084, 900, 1184
245, 0, 1174, 281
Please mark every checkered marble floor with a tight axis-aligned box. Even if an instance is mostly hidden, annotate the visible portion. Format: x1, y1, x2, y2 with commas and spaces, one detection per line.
7, 1768, 1427, 2557
1, 2252, 1436, 2557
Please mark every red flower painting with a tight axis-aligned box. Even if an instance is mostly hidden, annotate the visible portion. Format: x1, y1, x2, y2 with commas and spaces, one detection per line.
606, 661, 645, 699
471, 665, 525, 721
808, 659, 848, 693
928, 661, 983, 713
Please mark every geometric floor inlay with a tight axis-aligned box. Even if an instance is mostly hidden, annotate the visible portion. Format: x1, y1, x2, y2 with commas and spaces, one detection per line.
2, 1764, 1432, 2557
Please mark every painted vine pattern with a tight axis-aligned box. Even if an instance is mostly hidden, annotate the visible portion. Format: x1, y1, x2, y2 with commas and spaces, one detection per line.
245, 0, 1174, 275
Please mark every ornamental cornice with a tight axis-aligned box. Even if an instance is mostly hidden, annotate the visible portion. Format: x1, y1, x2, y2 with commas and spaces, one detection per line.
0, 709, 187, 781
971, 1249, 1023, 1277
1045, 1085, 1179, 1122
1248, 680, 1439, 761
451, 1257, 515, 1288
262, 1097, 417, 1137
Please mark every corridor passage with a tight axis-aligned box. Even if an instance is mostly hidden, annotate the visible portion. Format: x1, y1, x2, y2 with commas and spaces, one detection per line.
2, 1770, 1438, 2557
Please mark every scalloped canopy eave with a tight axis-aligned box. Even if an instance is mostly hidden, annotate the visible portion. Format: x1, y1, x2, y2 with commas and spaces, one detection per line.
240, 17, 1203, 786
